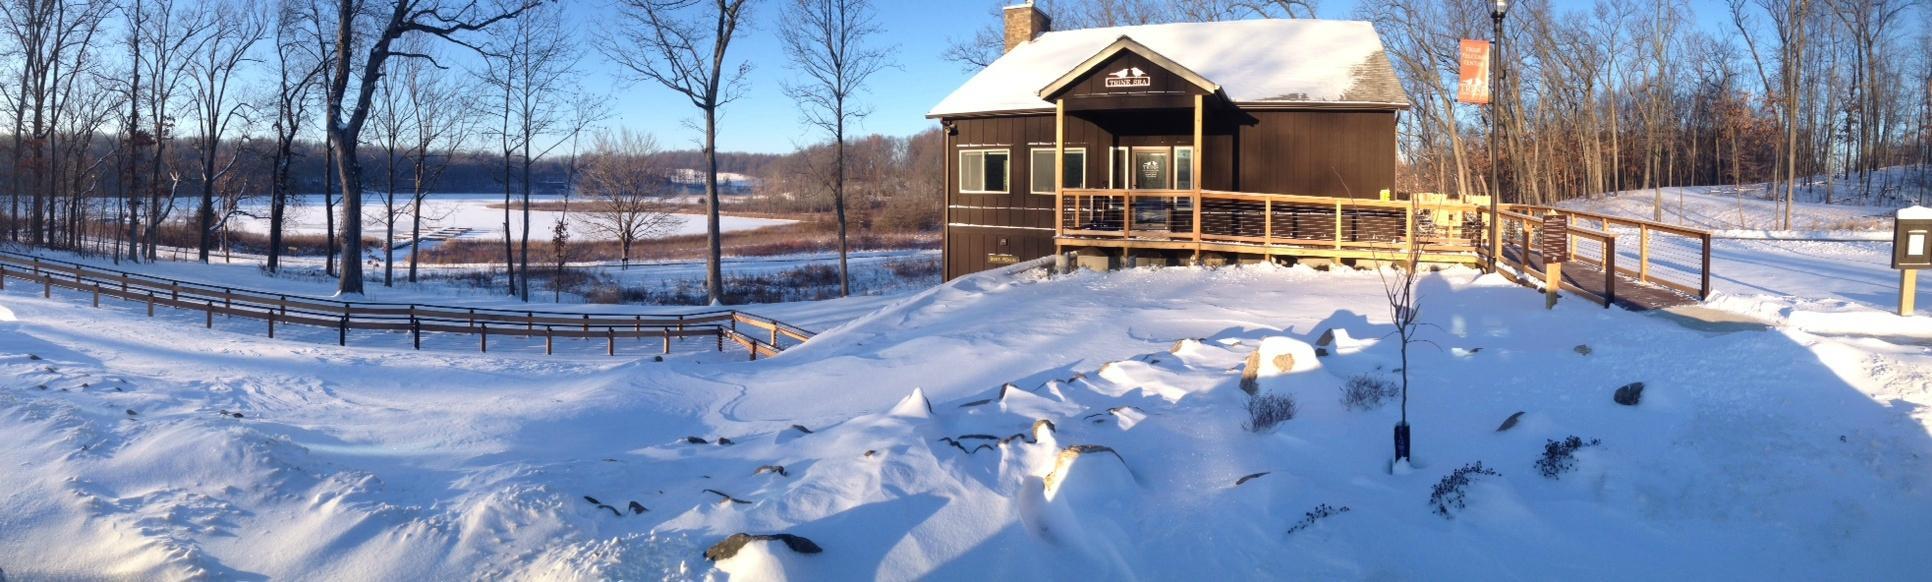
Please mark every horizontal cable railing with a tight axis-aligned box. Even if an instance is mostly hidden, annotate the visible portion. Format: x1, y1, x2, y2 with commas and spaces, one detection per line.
1058, 189, 1486, 258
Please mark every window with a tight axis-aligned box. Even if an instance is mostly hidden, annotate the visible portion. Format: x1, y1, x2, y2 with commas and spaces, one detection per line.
1175, 147, 1195, 190
1030, 148, 1086, 194
1110, 147, 1129, 188
959, 149, 1009, 194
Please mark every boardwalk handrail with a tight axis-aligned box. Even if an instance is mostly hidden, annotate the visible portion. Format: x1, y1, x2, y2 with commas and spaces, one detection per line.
1508, 205, 1714, 301
0, 248, 814, 359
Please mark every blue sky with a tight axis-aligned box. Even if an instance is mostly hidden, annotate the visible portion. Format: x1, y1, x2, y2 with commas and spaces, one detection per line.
573, 0, 1765, 154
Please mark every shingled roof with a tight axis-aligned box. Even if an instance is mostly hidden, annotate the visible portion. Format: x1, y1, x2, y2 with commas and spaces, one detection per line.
928, 19, 1409, 118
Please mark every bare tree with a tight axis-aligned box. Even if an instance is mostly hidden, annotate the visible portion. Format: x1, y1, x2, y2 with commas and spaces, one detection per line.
321, 0, 541, 296
403, 44, 476, 283
576, 129, 683, 269
1375, 208, 1427, 467
781, 0, 891, 297
600, 0, 753, 305
480, 1, 588, 301
367, 52, 413, 287
185, 0, 262, 262
265, 0, 324, 273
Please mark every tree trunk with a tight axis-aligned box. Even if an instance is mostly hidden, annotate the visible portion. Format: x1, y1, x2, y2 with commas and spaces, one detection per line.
704, 105, 723, 305
835, 113, 850, 297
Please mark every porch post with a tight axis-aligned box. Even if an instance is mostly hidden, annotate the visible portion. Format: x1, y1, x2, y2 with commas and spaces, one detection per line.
1055, 99, 1066, 251
1191, 94, 1205, 261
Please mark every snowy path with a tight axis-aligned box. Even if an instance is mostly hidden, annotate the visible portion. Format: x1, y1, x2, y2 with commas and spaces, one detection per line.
5, 263, 1932, 579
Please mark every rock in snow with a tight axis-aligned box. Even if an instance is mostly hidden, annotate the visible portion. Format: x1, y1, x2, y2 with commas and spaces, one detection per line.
704, 533, 823, 561
1614, 382, 1645, 406
1497, 411, 1526, 432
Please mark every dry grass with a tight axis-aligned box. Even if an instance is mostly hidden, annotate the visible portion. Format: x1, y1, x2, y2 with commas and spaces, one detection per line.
415, 220, 936, 266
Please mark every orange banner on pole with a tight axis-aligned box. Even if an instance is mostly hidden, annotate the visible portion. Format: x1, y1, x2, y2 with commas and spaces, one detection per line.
1458, 39, 1492, 105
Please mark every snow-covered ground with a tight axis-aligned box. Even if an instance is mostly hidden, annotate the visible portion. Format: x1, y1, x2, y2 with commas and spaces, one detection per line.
228, 193, 795, 243
4, 254, 1932, 578
2, 169, 1930, 579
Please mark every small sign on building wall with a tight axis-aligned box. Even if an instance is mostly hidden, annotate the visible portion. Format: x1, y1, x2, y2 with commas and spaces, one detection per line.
1457, 40, 1492, 105
1105, 67, 1150, 88
987, 253, 1019, 266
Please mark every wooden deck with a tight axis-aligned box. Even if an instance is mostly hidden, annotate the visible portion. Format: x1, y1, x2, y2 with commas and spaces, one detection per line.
1499, 245, 1699, 311
1054, 190, 1715, 312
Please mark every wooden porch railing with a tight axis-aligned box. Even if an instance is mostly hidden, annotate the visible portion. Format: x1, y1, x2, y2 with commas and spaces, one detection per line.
0, 249, 815, 360
1057, 188, 1486, 261
1052, 189, 1715, 309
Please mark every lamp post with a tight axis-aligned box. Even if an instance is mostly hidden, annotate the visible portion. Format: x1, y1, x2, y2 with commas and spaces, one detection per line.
1487, 0, 1509, 273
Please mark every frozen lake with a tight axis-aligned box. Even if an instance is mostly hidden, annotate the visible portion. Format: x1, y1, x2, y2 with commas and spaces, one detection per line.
230, 193, 794, 243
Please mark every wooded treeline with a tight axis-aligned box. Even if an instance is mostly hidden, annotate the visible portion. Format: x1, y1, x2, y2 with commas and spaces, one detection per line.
1360, 0, 1930, 227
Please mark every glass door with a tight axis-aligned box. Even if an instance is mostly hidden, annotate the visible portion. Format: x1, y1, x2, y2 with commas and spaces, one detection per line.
1131, 148, 1171, 190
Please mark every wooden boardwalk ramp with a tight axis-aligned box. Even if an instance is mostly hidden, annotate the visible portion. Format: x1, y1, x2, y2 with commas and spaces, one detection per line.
1487, 206, 1713, 312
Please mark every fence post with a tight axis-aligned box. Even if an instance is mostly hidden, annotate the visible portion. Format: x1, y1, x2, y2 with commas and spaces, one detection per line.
545, 328, 553, 355
527, 311, 534, 331
269, 313, 276, 338
480, 325, 488, 353
412, 318, 421, 350
716, 329, 724, 352
1, 264, 7, 290
43, 275, 50, 298
1332, 200, 1343, 249
171, 281, 178, 301
770, 326, 779, 347
206, 302, 215, 328
92, 283, 100, 307
662, 331, 671, 354
1603, 237, 1616, 309
147, 291, 155, 317
1638, 224, 1651, 282
1699, 234, 1712, 300
336, 315, 348, 346
582, 314, 589, 333
607, 329, 615, 357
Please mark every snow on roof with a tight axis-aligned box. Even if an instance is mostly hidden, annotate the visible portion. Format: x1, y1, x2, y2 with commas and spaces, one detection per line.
1900, 206, 1932, 220
928, 19, 1408, 118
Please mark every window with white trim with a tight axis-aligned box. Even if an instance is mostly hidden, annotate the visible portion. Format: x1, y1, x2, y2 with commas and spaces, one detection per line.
959, 149, 1010, 194
1030, 148, 1086, 194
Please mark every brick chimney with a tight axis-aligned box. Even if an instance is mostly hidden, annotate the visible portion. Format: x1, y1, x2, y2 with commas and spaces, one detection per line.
1003, 2, 1051, 53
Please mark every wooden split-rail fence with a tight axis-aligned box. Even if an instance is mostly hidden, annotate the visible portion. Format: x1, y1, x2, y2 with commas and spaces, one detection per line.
0, 250, 814, 360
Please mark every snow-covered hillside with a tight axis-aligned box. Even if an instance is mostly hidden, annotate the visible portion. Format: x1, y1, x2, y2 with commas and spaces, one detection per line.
4, 258, 1931, 579
1561, 165, 1927, 236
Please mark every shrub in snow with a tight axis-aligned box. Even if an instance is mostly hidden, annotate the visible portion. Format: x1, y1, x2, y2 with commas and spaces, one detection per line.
1339, 373, 1399, 411
1285, 503, 1351, 535
1534, 436, 1602, 479
1244, 393, 1297, 432
1429, 462, 1500, 519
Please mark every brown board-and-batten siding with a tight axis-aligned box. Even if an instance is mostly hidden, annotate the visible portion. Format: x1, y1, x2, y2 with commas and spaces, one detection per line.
943, 107, 1396, 280
945, 113, 1112, 280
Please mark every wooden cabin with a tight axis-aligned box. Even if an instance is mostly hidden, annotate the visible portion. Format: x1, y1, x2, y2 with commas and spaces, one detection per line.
928, 8, 1419, 279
